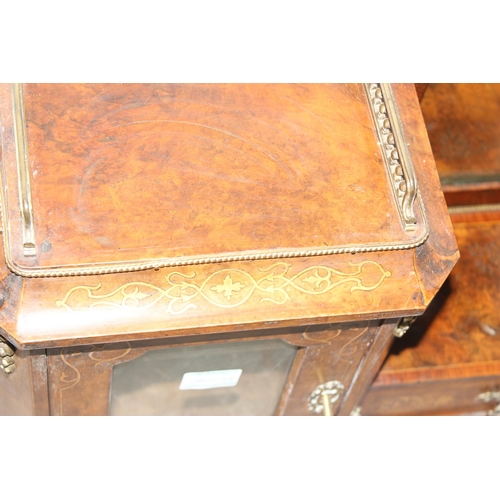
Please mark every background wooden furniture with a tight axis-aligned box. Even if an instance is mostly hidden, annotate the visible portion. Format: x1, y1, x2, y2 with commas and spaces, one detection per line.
0, 84, 457, 415
362, 84, 500, 416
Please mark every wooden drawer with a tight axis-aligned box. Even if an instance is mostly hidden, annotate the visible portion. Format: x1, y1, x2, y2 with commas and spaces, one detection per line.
363, 375, 500, 416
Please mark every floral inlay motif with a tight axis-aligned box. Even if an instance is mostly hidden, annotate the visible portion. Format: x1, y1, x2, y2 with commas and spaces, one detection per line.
211, 275, 246, 301
55, 260, 392, 315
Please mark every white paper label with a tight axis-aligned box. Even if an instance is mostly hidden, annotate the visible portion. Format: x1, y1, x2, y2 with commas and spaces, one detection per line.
179, 369, 243, 390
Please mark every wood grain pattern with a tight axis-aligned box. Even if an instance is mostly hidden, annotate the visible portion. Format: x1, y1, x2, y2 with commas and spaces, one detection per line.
283, 322, 381, 416
420, 84, 500, 208
0, 348, 48, 416
0, 84, 457, 415
414, 84, 429, 102
362, 217, 500, 415
14, 252, 420, 349
0, 84, 457, 349
360, 84, 500, 416
363, 375, 500, 416
392, 85, 459, 306
336, 319, 398, 415
381, 221, 500, 373
421, 83, 500, 183
1, 83, 426, 275
443, 184, 500, 207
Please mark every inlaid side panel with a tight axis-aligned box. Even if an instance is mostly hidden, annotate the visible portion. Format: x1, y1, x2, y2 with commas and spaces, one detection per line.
281, 322, 385, 416
47, 342, 132, 416
336, 319, 398, 415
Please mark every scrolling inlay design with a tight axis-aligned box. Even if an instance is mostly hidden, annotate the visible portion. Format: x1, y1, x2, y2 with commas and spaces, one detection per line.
56, 261, 392, 315
58, 343, 132, 415
59, 348, 81, 415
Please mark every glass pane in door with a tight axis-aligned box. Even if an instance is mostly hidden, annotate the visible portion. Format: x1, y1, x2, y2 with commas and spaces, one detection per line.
109, 339, 298, 416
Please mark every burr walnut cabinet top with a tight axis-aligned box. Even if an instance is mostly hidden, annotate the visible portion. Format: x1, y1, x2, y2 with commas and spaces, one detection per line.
0, 84, 458, 348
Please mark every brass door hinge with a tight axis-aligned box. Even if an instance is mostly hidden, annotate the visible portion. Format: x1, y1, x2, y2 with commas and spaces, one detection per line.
0, 336, 16, 375
394, 316, 417, 338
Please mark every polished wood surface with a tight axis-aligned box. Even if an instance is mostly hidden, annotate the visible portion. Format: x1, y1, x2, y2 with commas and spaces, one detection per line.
362, 215, 500, 415
0, 84, 457, 415
46, 320, 389, 416
421, 83, 500, 186
336, 319, 397, 415
0, 348, 48, 416
361, 84, 500, 416
363, 375, 500, 416
414, 84, 429, 102
1, 84, 426, 273
420, 84, 500, 209
0, 84, 457, 349
443, 184, 500, 207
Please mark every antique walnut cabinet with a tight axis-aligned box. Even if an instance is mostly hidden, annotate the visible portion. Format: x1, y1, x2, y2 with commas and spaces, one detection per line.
0, 84, 458, 416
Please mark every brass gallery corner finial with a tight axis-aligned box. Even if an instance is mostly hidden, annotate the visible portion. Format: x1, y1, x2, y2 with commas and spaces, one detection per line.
0, 336, 16, 375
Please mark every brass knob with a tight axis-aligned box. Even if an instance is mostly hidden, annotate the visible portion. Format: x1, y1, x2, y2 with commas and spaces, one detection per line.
308, 380, 344, 416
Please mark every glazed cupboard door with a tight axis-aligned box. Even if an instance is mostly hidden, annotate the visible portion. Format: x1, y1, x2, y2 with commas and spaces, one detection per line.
46, 320, 396, 416
108, 340, 298, 416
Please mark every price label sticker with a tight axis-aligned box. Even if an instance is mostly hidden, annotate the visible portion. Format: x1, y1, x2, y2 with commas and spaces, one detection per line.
179, 369, 243, 390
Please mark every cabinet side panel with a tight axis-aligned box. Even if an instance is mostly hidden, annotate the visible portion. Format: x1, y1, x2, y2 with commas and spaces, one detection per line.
29, 351, 50, 415
0, 349, 46, 415
336, 319, 398, 415
47, 345, 111, 416
283, 322, 380, 416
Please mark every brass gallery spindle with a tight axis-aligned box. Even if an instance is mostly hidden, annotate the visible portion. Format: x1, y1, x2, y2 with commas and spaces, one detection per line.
11, 83, 37, 257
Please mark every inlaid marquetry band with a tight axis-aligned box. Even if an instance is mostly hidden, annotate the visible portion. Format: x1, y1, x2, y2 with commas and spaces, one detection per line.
11, 83, 36, 256
365, 83, 419, 231
56, 260, 392, 314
